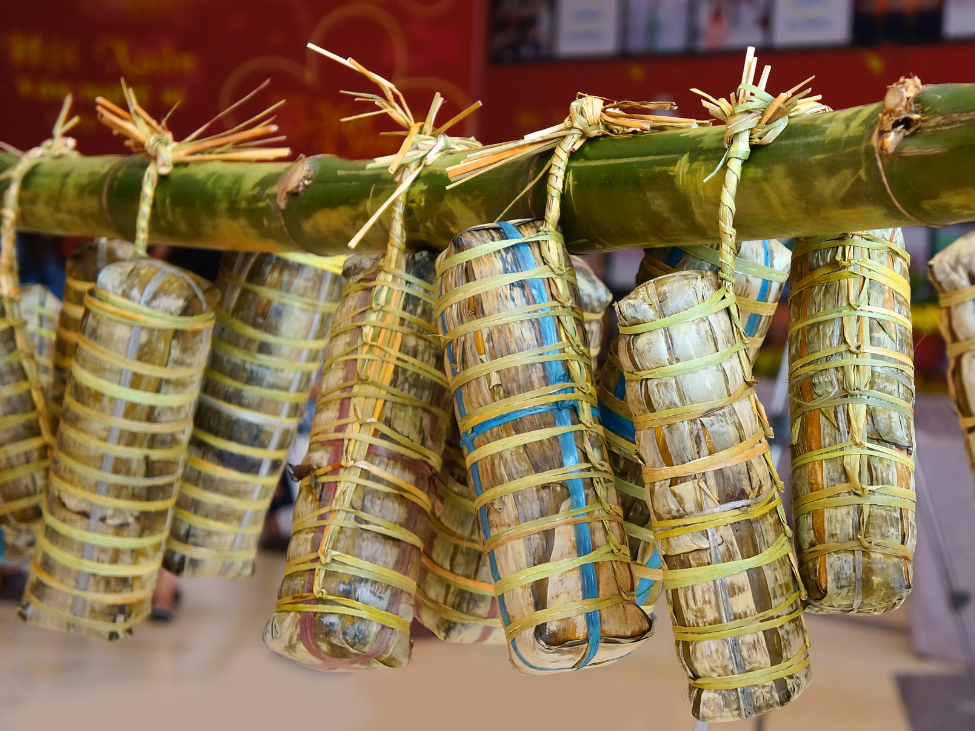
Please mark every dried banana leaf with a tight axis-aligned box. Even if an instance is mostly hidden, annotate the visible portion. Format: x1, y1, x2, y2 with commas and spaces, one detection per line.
20, 258, 216, 638
0, 296, 47, 564
640, 239, 790, 362
20, 284, 61, 408
415, 435, 505, 644
437, 219, 651, 674
264, 250, 449, 670
571, 255, 612, 361
596, 346, 662, 611
616, 270, 810, 723
164, 251, 345, 578
789, 229, 915, 614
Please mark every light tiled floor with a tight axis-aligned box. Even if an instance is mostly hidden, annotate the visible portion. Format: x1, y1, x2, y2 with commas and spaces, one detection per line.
0, 549, 959, 731
1, 387, 969, 731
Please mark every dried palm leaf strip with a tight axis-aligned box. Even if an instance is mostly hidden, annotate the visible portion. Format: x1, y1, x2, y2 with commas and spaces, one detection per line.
927, 232, 975, 487
788, 229, 915, 614
19, 258, 217, 638
639, 239, 790, 362
437, 219, 651, 673
415, 256, 612, 645
53, 239, 134, 428
163, 251, 345, 578
616, 271, 810, 722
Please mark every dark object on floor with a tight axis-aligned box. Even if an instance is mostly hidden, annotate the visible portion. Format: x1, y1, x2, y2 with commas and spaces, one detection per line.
0, 567, 27, 602
897, 673, 975, 730
149, 590, 183, 623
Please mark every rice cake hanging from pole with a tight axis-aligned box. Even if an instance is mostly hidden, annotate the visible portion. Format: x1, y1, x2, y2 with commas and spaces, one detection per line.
264, 249, 449, 669
415, 252, 614, 645
415, 432, 504, 644
163, 250, 345, 578
437, 219, 652, 673
616, 271, 810, 722
19, 258, 216, 638
788, 229, 915, 614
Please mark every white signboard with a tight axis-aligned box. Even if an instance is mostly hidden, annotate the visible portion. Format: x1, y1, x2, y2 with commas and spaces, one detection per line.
554, 0, 623, 57
944, 0, 975, 38
626, 0, 692, 54
772, 0, 853, 48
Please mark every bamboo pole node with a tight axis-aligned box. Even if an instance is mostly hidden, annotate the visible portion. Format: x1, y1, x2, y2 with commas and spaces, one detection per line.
872, 76, 937, 228
95, 80, 291, 256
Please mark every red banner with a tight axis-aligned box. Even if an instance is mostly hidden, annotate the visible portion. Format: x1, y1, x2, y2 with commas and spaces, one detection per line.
1, 0, 485, 159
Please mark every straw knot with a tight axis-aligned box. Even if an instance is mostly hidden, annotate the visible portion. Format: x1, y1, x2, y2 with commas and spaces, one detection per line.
96, 79, 289, 256
143, 132, 175, 175
567, 96, 604, 138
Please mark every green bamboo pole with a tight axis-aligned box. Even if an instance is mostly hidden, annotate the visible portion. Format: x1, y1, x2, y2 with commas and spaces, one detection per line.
3, 83, 975, 255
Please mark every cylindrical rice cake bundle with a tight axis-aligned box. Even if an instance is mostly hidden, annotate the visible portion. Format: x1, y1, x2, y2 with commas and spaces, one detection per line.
264, 248, 450, 670
616, 270, 810, 723
163, 251, 345, 579
415, 434, 504, 644
0, 297, 49, 565
570, 255, 612, 362
436, 219, 652, 674
595, 345, 662, 611
639, 240, 791, 363
415, 252, 612, 644
789, 229, 915, 614
19, 258, 216, 639
20, 284, 61, 408
927, 232, 975, 486
53, 239, 134, 427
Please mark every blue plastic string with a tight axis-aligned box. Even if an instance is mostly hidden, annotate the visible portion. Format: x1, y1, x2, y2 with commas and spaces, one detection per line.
744, 239, 771, 337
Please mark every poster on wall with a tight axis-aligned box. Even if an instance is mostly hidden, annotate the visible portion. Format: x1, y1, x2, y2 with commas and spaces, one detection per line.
693, 0, 771, 51
491, 0, 555, 62
772, 0, 853, 46
626, 0, 692, 54
944, 0, 975, 37
554, 0, 623, 57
